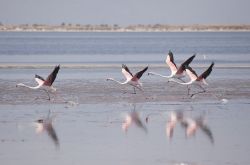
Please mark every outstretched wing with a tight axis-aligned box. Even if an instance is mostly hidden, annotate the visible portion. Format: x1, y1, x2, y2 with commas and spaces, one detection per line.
185, 66, 198, 81
122, 64, 133, 80
35, 74, 45, 86
44, 65, 60, 86
166, 51, 178, 74
176, 54, 196, 74
132, 66, 148, 80
197, 62, 214, 80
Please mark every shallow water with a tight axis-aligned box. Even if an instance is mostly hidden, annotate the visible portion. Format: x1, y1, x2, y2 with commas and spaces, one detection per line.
0, 102, 250, 165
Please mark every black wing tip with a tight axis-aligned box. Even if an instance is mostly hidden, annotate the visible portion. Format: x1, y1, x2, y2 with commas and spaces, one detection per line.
122, 64, 127, 68
54, 65, 60, 73
55, 64, 60, 69
208, 62, 214, 70
168, 50, 173, 56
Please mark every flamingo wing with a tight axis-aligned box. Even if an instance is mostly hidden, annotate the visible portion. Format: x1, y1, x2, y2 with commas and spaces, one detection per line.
44, 65, 60, 86
35, 74, 45, 86
185, 66, 198, 81
122, 64, 133, 80
132, 66, 148, 81
176, 54, 196, 74
197, 62, 214, 81
166, 51, 178, 74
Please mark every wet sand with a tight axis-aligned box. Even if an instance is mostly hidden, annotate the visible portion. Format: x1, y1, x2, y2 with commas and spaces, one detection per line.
1, 67, 250, 165
1, 67, 250, 104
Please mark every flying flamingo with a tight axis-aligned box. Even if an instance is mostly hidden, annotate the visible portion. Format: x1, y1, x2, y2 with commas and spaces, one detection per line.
169, 62, 214, 97
16, 65, 60, 100
148, 51, 196, 82
107, 64, 148, 94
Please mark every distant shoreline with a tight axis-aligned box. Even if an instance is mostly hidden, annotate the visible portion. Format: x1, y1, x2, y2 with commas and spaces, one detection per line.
1, 24, 250, 32
1, 63, 250, 69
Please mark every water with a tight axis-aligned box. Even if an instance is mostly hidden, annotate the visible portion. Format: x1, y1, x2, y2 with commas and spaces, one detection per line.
1, 32, 250, 66
1, 32, 250, 165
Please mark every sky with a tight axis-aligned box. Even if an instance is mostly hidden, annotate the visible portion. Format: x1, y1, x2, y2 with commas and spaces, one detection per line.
0, 0, 250, 25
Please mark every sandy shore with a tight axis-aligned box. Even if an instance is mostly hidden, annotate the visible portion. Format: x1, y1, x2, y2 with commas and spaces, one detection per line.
1, 74, 250, 105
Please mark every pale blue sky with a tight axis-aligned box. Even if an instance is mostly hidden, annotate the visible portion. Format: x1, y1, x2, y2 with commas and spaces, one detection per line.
0, 0, 250, 25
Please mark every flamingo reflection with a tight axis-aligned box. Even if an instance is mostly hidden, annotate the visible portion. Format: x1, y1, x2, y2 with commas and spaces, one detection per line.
146, 111, 214, 143
181, 116, 214, 143
166, 111, 184, 139
35, 110, 60, 147
122, 105, 147, 133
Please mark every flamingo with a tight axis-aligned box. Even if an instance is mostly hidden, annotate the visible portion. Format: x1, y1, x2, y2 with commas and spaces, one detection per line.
169, 62, 214, 97
16, 65, 60, 100
107, 64, 148, 94
148, 51, 196, 82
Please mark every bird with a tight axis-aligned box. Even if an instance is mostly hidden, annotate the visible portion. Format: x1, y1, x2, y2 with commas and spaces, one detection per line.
148, 51, 196, 82
107, 64, 148, 94
169, 62, 214, 97
35, 110, 60, 147
16, 65, 60, 100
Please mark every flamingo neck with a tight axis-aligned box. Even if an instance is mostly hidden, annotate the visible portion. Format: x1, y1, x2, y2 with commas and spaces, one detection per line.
16, 83, 41, 89
148, 72, 172, 78
107, 78, 127, 85
169, 79, 193, 85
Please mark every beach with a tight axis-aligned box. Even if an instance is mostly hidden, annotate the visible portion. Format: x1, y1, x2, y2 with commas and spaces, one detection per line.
1, 32, 250, 165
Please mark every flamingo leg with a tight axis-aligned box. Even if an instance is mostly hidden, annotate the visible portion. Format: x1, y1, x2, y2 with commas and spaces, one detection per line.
133, 87, 136, 94
176, 78, 190, 95
39, 89, 51, 100
190, 85, 206, 97
34, 89, 51, 101
44, 89, 51, 100
187, 85, 191, 95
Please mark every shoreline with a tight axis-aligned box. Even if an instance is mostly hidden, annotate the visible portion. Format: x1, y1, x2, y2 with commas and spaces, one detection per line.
1, 30, 250, 32
0, 63, 250, 69
1, 24, 250, 32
